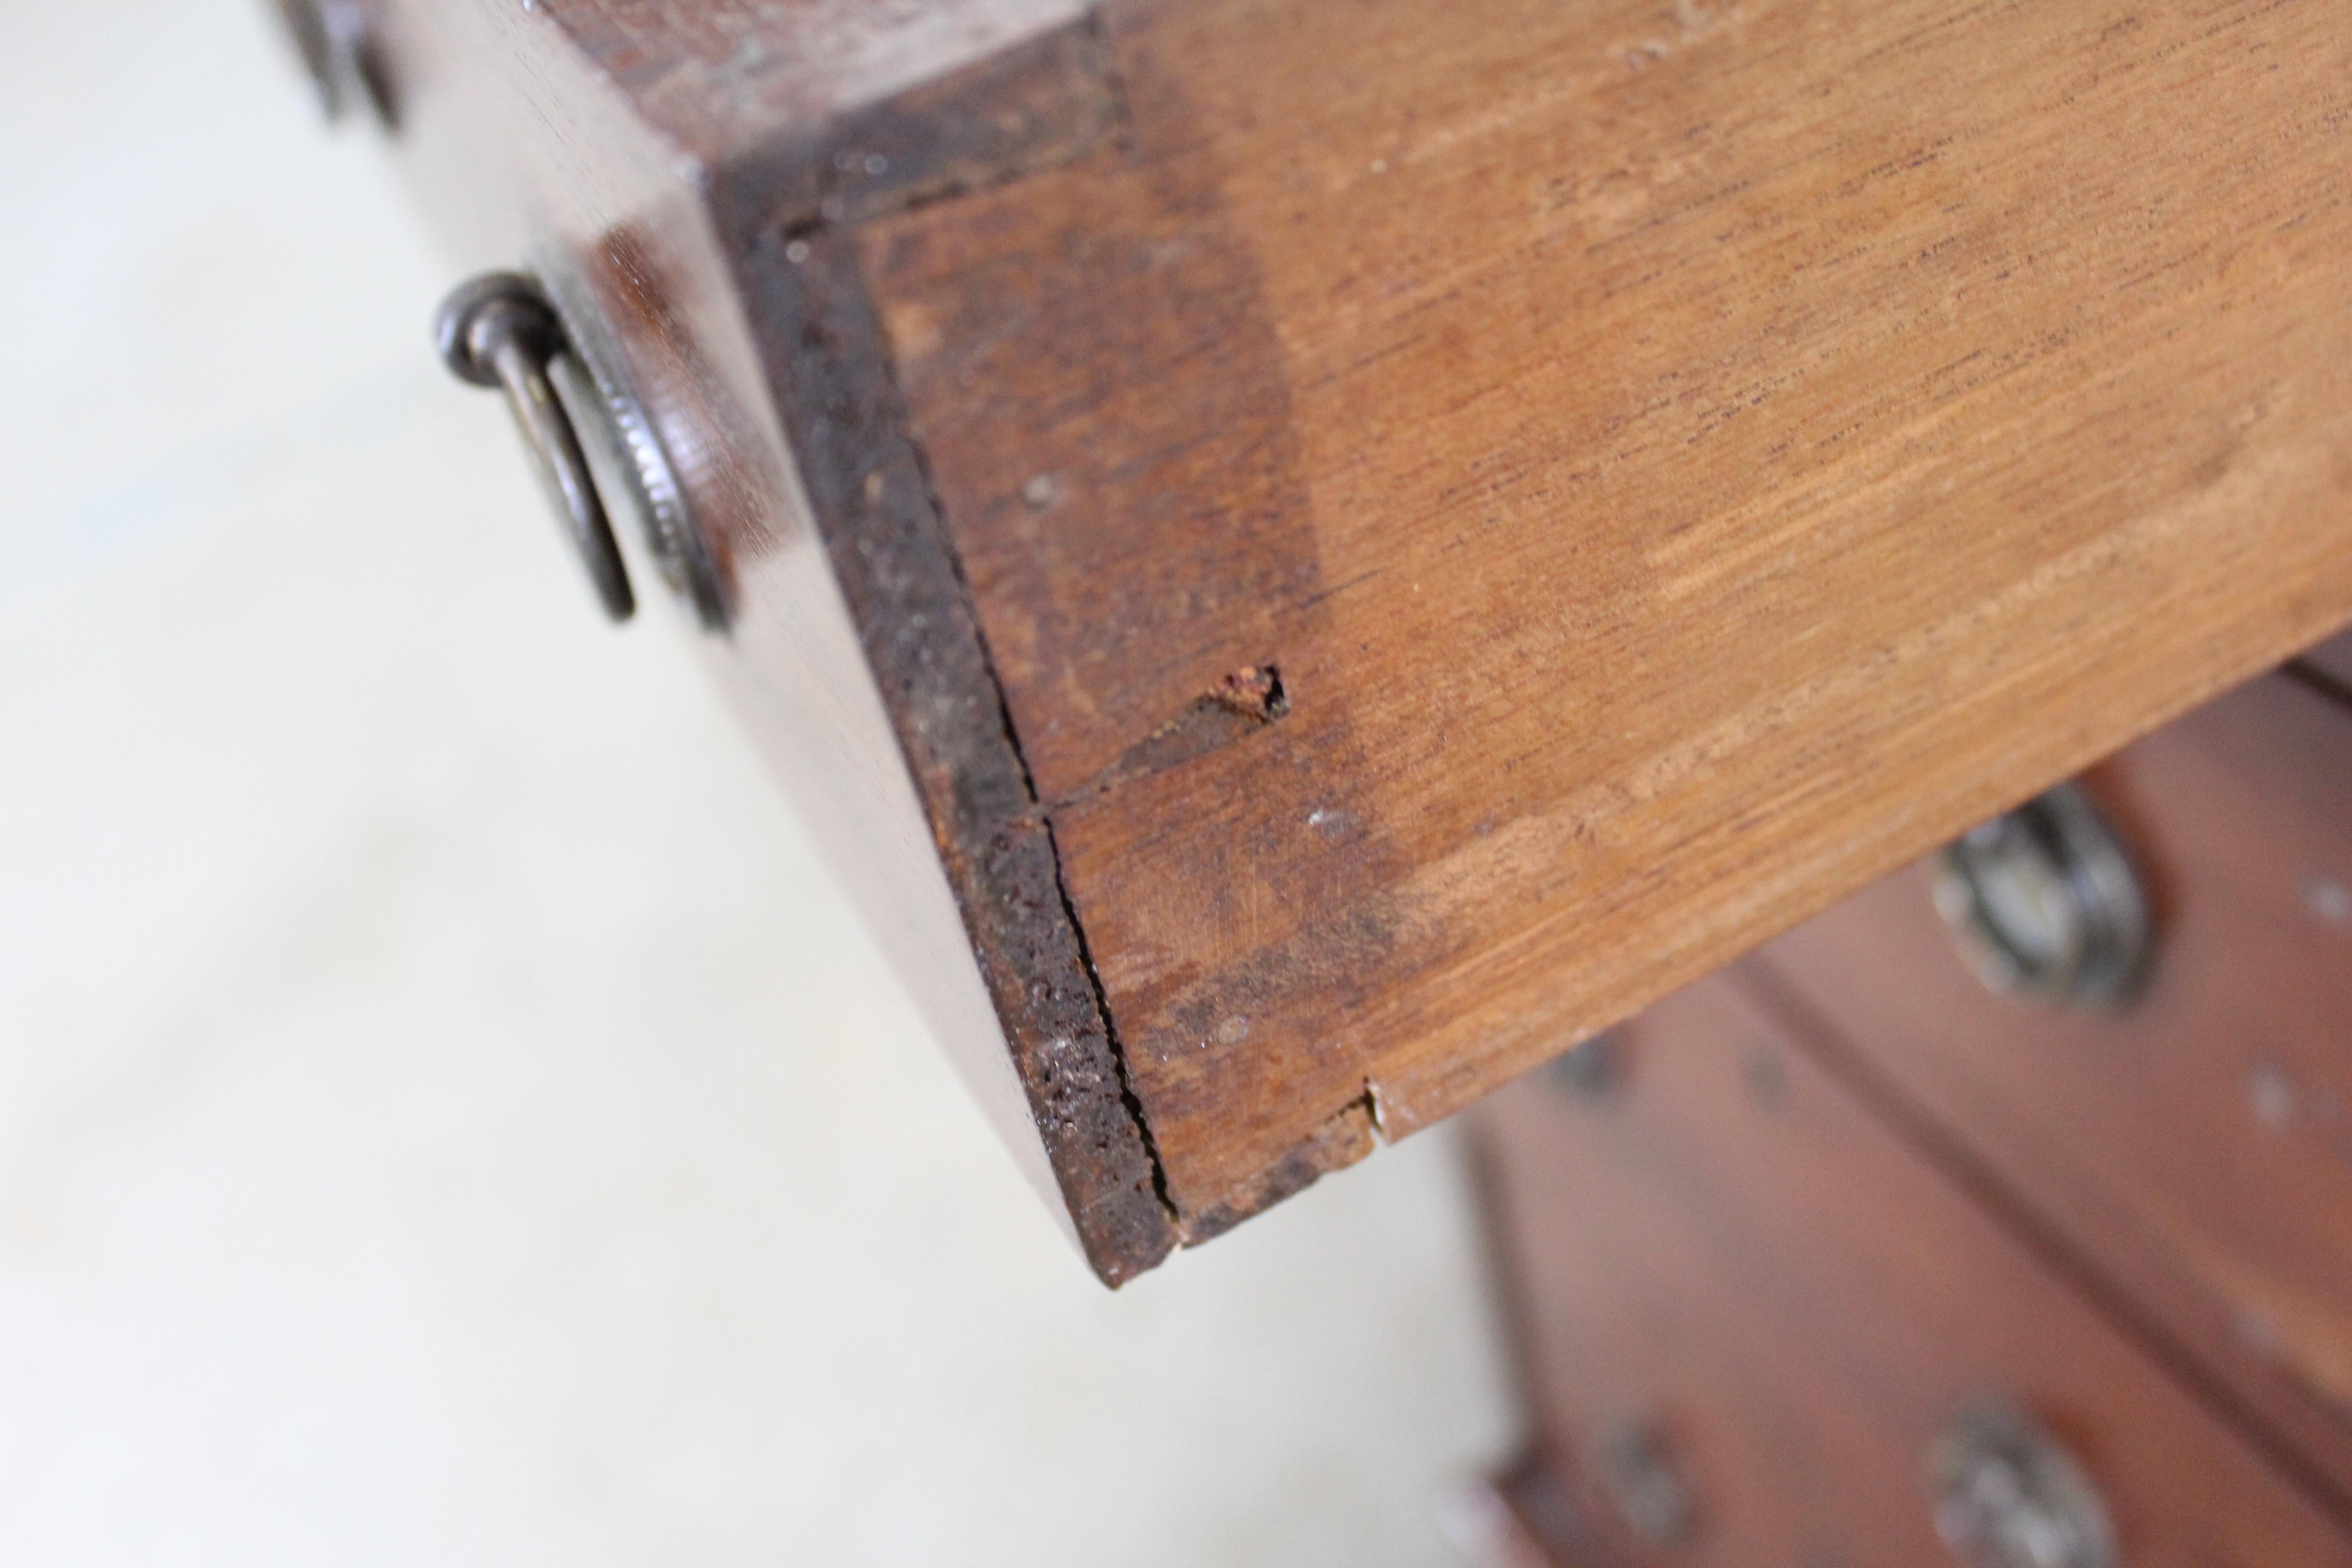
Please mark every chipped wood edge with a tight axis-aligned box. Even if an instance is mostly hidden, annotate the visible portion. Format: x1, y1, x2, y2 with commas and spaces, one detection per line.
731, 225, 1181, 1284
705, 18, 1188, 1285
705, 12, 1405, 1279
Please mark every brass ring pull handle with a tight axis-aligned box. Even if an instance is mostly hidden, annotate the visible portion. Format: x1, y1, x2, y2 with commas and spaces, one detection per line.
436, 273, 636, 623
1931, 783, 2151, 1009
1928, 1404, 2120, 1568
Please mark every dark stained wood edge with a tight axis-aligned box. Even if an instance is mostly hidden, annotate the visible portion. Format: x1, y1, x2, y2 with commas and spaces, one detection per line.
718, 21, 1123, 241
732, 229, 1176, 1284
703, 20, 1182, 1284
1175, 1093, 1378, 1246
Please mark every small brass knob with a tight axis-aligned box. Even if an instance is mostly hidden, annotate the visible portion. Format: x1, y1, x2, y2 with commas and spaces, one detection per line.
1927, 1404, 2119, 1568
1932, 784, 2151, 1008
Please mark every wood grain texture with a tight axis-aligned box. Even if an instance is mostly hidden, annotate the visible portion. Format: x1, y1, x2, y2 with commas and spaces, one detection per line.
367, 0, 2352, 1274
1472, 975, 2352, 1564
862, 0, 2352, 1233
1747, 671, 2352, 1506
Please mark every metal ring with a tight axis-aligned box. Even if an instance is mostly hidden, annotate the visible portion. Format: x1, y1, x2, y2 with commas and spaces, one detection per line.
1931, 783, 2151, 1008
1927, 1403, 2118, 1568
546, 347, 730, 631
434, 273, 635, 622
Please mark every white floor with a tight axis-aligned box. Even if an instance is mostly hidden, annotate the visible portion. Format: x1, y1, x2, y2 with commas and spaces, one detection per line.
0, 4, 1516, 1564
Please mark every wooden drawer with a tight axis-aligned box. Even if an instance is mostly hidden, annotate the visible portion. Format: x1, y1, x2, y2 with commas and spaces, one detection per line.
1472, 975, 2352, 1565
1749, 670, 2352, 1503
310, 0, 2352, 1278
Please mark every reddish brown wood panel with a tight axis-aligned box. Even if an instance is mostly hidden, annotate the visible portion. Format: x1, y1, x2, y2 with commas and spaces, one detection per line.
865, 0, 2352, 1234
1473, 977, 2352, 1564
1749, 671, 2352, 1503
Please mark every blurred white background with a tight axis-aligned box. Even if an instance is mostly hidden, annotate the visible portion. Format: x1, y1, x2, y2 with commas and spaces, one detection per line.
0, 3, 1514, 1564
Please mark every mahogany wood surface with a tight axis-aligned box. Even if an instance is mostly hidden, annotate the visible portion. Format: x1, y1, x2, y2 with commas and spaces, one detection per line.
357, 0, 2352, 1275
1749, 670, 2352, 1504
858, 0, 2352, 1238
1472, 976, 2352, 1564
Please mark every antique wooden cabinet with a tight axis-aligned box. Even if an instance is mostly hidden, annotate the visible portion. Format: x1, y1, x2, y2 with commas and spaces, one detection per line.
1462, 641, 2352, 1564
281, 0, 2352, 1292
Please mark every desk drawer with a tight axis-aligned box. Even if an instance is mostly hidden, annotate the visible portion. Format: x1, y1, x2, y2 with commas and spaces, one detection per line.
1752, 670, 2352, 1499
308, 0, 2352, 1279
1473, 975, 2352, 1566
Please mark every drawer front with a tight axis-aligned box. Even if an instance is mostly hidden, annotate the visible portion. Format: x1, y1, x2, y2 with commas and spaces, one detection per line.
1749, 671, 2352, 1496
1474, 976, 2351, 1565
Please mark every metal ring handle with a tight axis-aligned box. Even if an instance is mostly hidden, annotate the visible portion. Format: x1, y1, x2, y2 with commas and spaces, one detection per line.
435, 273, 635, 622
1928, 1403, 2119, 1568
1932, 783, 2151, 1009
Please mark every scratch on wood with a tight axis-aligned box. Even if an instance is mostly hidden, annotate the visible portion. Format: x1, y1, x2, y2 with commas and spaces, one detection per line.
1049, 665, 1291, 808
